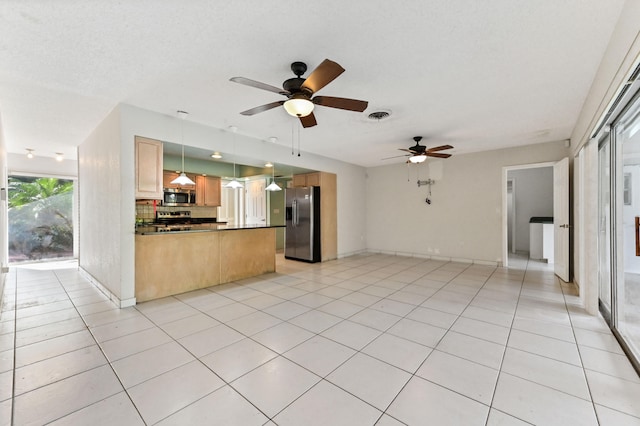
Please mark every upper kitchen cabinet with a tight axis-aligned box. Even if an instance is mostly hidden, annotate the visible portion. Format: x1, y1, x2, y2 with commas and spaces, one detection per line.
163, 170, 196, 190
135, 136, 163, 199
196, 175, 221, 206
292, 172, 321, 188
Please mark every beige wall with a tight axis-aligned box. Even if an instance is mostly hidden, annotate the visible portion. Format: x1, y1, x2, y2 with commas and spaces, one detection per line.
365, 141, 569, 264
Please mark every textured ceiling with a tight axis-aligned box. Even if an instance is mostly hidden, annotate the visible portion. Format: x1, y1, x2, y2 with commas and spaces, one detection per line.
0, 0, 625, 167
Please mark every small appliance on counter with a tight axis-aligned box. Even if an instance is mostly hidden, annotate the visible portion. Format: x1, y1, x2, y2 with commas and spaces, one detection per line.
285, 186, 321, 262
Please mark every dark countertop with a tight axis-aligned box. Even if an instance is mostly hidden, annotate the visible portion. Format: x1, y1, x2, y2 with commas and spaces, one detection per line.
529, 217, 554, 224
136, 223, 285, 235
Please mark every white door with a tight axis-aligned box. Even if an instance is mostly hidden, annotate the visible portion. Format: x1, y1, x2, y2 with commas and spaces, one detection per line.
245, 179, 266, 225
554, 157, 570, 281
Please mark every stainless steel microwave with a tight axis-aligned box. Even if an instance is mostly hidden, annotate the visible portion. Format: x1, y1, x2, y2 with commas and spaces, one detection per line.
163, 189, 196, 206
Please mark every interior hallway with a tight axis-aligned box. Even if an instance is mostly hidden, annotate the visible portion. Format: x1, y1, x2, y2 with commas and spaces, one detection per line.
1, 253, 639, 425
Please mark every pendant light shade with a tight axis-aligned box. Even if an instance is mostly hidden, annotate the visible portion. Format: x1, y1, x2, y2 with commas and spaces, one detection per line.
265, 163, 282, 192
171, 110, 195, 186
225, 179, 243, 189
266, 181, 282, 191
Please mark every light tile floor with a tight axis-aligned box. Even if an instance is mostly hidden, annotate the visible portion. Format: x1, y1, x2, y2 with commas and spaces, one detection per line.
1, 254, 640, 425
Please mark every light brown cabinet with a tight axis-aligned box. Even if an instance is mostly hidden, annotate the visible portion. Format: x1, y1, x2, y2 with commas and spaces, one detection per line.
163, 170, 196, 190
196, 175, 221, 206
292, 172, 321, 188
291, 171, 337, 261
135, 136, 164, 200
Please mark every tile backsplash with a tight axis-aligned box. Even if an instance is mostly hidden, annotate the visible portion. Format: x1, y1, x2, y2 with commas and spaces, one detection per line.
135, 203, 217, 222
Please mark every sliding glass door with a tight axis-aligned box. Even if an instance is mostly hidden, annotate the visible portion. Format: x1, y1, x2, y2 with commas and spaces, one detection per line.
612, 97, 640, 362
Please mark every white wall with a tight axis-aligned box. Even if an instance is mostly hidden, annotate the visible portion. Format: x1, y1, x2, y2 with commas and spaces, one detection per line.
78, 106, 133, 305
365, 141, 568, 264
508, 167, 554, 252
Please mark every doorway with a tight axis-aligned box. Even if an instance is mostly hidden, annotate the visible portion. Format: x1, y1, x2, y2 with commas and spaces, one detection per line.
502, 163, 556, 267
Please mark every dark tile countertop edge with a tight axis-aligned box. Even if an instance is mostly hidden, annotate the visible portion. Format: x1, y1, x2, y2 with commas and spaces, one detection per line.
136, 224, 285, 235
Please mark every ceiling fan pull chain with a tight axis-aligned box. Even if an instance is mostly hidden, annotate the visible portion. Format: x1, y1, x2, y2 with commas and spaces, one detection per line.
297, 125, 301, 157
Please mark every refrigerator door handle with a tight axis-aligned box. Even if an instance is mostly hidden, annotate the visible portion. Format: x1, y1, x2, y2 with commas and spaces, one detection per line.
292, 199, 297, 227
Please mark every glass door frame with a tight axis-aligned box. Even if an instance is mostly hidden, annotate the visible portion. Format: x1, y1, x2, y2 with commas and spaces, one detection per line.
601, 86, 640, 375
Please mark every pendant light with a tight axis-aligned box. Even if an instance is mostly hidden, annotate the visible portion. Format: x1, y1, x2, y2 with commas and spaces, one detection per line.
225, 126, 243, 189
171, 110, 195, 186
265, 163, 282, 192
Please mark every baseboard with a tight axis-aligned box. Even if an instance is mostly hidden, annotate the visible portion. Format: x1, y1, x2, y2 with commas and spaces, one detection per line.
362, 248, 500, 267
79, 267, 136, 308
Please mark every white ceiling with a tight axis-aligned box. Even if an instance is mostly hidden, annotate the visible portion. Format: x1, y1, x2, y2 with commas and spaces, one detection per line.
0, 0, 626, 167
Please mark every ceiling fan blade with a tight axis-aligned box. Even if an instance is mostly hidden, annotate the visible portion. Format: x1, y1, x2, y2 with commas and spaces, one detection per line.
301, 59, 345, 94
230, 77, 289, 96
426, 152, 452, 158
313, 96, 368, 112
426, 144, 454, 152
399, 148, 416, 153
299, 112, 317, 128
381, 154, 409, 160
239, 101, 284, 116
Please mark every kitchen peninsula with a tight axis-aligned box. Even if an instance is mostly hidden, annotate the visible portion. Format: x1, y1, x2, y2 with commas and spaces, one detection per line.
135, 224, 283, 302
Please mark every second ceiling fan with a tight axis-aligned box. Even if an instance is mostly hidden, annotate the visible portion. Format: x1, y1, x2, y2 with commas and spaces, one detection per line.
230, 59, 368, 128
383, 136, 454, 163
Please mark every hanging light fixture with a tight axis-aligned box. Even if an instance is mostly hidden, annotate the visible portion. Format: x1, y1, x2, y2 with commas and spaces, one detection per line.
264, 161, 273, 168
171, 110, 196, 186
225, 126, 244, 189
55, 152, 64, 162
26, 149, 34, 159
211, 152, 222, 159
265, 163, 282, 192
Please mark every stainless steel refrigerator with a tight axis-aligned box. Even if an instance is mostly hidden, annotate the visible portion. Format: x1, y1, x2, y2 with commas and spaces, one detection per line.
285, 186, 321, 262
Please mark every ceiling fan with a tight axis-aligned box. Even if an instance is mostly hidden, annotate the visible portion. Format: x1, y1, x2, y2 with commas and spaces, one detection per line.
383, 136, 454, 163
230, 59, 368, 128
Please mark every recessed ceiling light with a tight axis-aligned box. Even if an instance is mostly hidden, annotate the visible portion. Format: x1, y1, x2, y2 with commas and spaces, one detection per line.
211, 152, 222, 159
265, 162, 273, 168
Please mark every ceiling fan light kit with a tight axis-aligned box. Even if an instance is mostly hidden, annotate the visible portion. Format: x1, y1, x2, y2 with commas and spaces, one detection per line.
283, 96, 314, 117
408, 154, 427, 163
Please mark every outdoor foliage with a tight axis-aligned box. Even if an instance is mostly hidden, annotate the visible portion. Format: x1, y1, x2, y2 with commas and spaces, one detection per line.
8, 176, 74, 262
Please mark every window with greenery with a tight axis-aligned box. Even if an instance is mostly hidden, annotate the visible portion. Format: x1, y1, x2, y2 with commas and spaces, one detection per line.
8, 176, 74, 262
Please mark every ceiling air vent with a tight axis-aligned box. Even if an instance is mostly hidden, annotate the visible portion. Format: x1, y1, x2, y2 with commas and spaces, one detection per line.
368, 111, 391, 121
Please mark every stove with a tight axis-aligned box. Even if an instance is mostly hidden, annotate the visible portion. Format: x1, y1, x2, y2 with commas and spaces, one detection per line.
156, 210, 191, 225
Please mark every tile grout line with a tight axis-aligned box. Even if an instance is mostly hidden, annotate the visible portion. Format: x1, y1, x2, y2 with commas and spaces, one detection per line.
558, 273, 602, 424
49, 268, 150, 426
484, 255, 527, 426
9, 270, 18, 426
